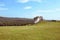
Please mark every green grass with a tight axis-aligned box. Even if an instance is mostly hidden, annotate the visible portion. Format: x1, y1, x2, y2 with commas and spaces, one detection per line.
0, 21, 60, 40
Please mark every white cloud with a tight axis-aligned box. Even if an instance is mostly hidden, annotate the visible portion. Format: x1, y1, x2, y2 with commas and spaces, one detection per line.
36, 10, 55, 13
17, 0, 42, 3
17, 0, 29, 3
36, 8, 60, 13
24, 6, 32, 9
31, 9, 58, 17
0, 7, 8, 10
0, 2, 8, 11
56, 8, 60, 12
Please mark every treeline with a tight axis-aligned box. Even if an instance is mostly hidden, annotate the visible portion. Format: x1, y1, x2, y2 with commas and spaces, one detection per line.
0, 17, 34, 26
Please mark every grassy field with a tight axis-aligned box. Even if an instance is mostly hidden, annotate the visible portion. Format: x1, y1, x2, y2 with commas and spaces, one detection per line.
0, 21, 60, 40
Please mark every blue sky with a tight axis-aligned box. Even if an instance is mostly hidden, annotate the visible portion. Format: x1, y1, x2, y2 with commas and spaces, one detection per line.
0, 0, 60, 20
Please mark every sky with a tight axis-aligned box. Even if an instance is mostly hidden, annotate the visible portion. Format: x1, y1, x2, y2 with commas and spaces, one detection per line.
0, 0, 60, 20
